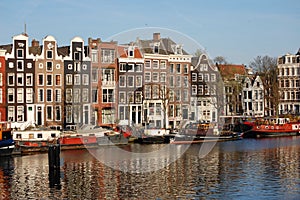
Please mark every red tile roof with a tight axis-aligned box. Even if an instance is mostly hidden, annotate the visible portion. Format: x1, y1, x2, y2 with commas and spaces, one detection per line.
217, 64, 247, 79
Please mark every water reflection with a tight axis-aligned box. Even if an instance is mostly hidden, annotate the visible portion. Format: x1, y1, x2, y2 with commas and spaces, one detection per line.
0, 137, 299, 199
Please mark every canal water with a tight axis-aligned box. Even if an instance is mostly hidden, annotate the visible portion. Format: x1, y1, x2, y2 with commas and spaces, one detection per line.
1, 137, 300, 200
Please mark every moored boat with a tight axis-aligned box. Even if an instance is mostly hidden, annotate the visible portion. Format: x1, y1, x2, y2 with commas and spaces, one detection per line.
170, 121, 240, 144
0, 122, 14, 156
12, 127, 60, 154
242, 117, 300, 138
60, 131, 98, 150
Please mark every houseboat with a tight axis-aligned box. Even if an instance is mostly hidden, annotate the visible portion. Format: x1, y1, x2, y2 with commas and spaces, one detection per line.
0, 122, 14, 156
170, 121, 239, 144
242, 117, 300, 138
13, 127, 60, 154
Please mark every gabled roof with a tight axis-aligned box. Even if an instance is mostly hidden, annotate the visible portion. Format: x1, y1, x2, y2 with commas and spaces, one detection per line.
136, 33, 189, 55
118, 45, 143, 59
217, 64, 247, 80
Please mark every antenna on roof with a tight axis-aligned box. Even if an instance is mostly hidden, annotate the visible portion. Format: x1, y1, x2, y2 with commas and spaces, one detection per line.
24, 23, 27, 34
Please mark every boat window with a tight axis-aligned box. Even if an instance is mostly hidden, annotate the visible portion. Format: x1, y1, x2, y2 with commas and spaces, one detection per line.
51, 133, 56, 138
29, 133, 34, 139
16, 134, 22, 139
37, 134, 43, 138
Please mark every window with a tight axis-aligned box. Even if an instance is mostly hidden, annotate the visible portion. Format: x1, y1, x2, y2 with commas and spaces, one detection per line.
66, 106, 72, 123
119, 92, 126, 103
66, 88, 72, 103
127, 92, 134, 103
74, 52, 82, 61
135, 64, 143, 72
0, 89, 2, 103
74, 63, 81, 72
82, 64, 87, 70
169, 105, 174, 117
128, 76, 134, 87
46, 62, 53, 71
102, 108, 115, 124
119, 76, 126, 87
17, 74, 24, 86
47, 50, 53, 59
92, 69, 98, 82
170, 64, 174, 73
192, 85, 197, 95
136, 76, 142, 87
156, 103, 161, 116
7, 88, 15, 103
153, 60, 159, 69
145, 85, 151, 99
160, 60, 166, 69
149, 103, 154, 115
46, 89, 52, 102
82, 74, 89, 85
119, 63, 127, 72
175, 89, 181, 101
91, 50, 98, 63
198, 85, 203, 95
17, 49, 23, 58
136, 92, 142, 103
102, 69, 115, 82
0, 74, 2, 86
26, 74, 33, 86
68, 64, 72, 70
47, 106, 53, 121
153, 85, 159, 99
102, 89, 114, 103
154, 45, 159, 53
192, 73, 197, 82
55, 89, 61, 102
160, 72, 166, 82
8, 106, 14, 121
176, 64, 181, 74
39, 63, 43, 69
66, 74, 72, 85
8, 74, 14, 86
211, 85, 216, 95
211, 74, 216, 82
145, 72, 151, 82
198, 73, 203, 82
153, 72, 159, 82
183, 64, 188, 74
176, 76, 181, 86
183, 89, 188, 102
74, 89, 80, 103
55, 106, 61, 121
46, 74, 52, 86
204, 85, 209, 95
204, 74, 209, 82
17, 106, 24, 122
101, 49, 115, 63
183, 76, 188, 87
73, 74, 80, 85
56, 64, 60, 69
82, 89, 89, 102
38, 74, 44, 86
26, 88, 33, 103
55, 74, 61, 86
92, 89, 98, 103
17, 61, 23, 71
145, 60, 151, 68
175, 105, 181, 117
38, 89, 44, 102
169, 76, 174, 87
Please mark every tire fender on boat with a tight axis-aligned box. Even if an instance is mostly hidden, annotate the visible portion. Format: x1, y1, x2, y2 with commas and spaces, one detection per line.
271, 126, 274, 129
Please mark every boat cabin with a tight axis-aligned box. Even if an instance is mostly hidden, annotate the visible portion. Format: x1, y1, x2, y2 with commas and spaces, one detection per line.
13, 128, 61, 141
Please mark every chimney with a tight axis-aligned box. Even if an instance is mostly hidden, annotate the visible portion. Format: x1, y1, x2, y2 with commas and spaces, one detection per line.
31, 39, 39, 47
153, 33, 160, 41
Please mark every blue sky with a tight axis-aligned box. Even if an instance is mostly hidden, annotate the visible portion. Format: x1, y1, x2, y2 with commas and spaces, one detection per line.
0, 0, 300, 65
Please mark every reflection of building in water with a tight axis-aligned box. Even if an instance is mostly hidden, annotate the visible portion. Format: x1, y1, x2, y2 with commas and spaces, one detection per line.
0, 158, 14, 199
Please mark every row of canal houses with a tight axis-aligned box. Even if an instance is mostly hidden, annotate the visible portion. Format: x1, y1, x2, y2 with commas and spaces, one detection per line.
0, 32, 263, 131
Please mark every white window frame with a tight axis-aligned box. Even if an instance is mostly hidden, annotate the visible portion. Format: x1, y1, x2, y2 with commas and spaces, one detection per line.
127, 76, 134, 87
46, 74, 53, 86
55, 89, 61, 102
8, 73, 14, 86
66, 74, 72, 85
17, 73, 24, 86
38, 74, 44, 86
8, 88, 14, 103
26, 73, 33, 86
46, 105, 53, 121
136, 75, 142, 87
46, 89, 52, 102
26, 88, 33, 103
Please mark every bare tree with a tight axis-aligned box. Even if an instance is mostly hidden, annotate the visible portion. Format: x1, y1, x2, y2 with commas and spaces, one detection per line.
249, 55, 278, 116
213, 56, 228, 65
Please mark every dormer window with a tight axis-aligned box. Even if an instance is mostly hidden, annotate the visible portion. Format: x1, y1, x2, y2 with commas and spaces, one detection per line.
154, 45, 159, 53
128, 47, 134, 57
